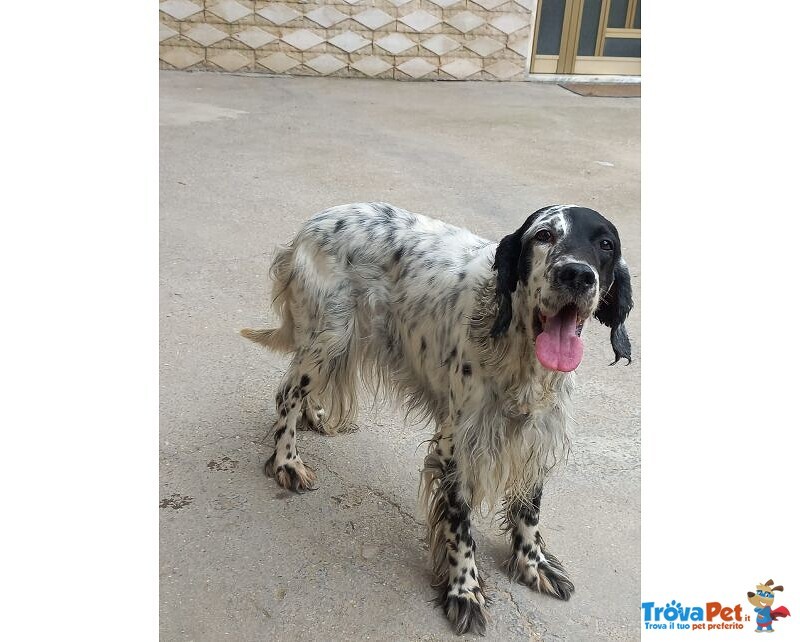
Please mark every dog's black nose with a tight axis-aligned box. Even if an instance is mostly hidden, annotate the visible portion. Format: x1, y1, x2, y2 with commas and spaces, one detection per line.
555, 263, 596, 291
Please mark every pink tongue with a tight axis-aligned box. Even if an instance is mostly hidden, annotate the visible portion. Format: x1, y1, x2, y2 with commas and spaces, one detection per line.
535, 307, 584, 372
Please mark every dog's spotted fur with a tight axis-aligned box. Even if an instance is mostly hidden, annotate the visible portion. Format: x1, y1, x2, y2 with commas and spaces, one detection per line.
243, 202, 632, 635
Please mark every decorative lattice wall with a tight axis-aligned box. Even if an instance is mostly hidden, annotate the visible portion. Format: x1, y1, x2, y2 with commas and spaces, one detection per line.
159, 0, 534, 80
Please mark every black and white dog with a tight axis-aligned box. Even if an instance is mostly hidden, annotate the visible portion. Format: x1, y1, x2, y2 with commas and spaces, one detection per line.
242, 203, 632, 635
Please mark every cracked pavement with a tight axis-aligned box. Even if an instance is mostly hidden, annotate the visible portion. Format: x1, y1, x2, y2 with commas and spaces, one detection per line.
160, 71, 640, 641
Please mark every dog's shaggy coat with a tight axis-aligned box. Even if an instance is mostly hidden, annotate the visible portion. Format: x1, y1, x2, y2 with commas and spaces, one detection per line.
242, 202, 632, 635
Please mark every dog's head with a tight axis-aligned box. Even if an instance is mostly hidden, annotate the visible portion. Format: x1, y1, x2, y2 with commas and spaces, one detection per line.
747, 580, 783, 608
491, 205, 633, 372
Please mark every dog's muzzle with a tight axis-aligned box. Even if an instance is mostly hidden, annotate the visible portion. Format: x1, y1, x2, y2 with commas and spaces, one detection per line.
534, 262, 597, 373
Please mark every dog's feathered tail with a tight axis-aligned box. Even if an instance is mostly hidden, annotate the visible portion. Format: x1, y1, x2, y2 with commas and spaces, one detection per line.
240, 245, 296, 353
239, 327, 292, 351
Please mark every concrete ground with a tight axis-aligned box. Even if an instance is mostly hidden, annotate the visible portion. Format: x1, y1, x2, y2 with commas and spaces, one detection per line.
160, 71, 640, 641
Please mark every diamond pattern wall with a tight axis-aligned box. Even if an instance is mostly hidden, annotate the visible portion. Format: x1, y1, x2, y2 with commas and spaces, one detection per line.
351, 56, 392, 77
446, 12, 486, 34
421, 35, 461, 56
159, 1, 202, 21
161, 46, 203, 69
397, 57, 436, 79
185, 24, 228, 47
234, 27, 278, 49
353, 9, 394, 30
464, 36, 504, 57
490, 13, 529, 35
159, 0, 536, 81
375, 33, 415, 55
306, 54, 347, 75
306, 7, 348, 28
207, 1, 251, 23
258, 52, 300, 73
160, 24, 178, 42
209, 50, 251, 72
399, 10, 441, 32
441, 59, 481, 80
281, 29, 325, 51
328, 31, 371, 53
257, 4, 300, 26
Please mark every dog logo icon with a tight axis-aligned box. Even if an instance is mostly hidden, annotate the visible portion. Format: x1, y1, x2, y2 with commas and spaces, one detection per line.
747, 579, 791, 632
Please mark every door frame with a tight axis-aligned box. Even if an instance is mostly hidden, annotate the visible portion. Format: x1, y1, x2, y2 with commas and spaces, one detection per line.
530, 0, 641, 75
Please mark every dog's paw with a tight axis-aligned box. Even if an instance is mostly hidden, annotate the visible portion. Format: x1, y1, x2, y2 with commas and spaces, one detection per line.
265, 452, 317, 492
299, 402, 328, 433
442, 587, 489, 636
506, 549, 574, 601
437, 574, 489, 637
299, 403, 358, 436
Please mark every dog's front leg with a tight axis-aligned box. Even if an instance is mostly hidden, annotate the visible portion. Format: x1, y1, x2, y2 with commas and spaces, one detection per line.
504, 485, 574, 600
422, 424, 489, 635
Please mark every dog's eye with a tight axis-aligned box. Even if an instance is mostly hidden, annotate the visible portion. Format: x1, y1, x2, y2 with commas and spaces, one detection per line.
533, 229, 552, 243
599, 239, 614, 251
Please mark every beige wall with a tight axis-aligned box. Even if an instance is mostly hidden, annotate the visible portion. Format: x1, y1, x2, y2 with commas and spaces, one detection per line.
159, 0, 534, 80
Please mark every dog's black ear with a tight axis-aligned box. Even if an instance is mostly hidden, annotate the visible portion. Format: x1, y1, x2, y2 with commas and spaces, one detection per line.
490, 231, 522, 337
490, 208, 551, 337
594, 259, 633, 365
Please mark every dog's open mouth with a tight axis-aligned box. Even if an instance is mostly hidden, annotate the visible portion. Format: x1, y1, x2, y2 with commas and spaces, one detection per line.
534, 304, 585, 372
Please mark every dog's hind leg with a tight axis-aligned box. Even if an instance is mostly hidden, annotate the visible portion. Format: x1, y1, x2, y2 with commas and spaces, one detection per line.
421, 424, 489, 635
503, 485, 575, 600
264, 350, 329, 491
264, 240, 362, 485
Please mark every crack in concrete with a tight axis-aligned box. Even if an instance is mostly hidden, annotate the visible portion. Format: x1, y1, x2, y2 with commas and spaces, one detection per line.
186, 433, 240, 454
303, 450, 343, 481
364, 484, 420, 524
495, 584, 540, 641
305, 452, 420, 524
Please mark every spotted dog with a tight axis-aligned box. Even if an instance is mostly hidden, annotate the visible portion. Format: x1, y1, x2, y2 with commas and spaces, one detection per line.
242, 203, 633, 635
